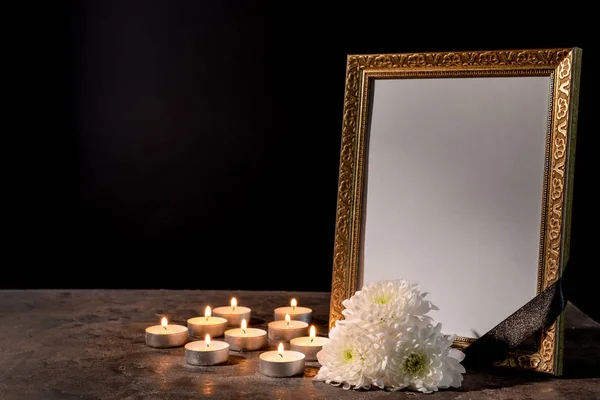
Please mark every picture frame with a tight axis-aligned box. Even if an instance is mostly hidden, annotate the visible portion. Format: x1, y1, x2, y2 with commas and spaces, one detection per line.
328, 48, 582, 375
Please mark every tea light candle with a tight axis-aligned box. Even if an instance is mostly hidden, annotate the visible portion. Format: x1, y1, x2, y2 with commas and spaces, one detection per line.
274, 298, 312, 323
145, 317, 188, 348
213, 297, 251, 326
268, 314, 309, 342
187, 306, 228, 339
259, 343, 305, 377
185, 334, 230, 366
290, 325, 331, 361
224, 319, 267, 351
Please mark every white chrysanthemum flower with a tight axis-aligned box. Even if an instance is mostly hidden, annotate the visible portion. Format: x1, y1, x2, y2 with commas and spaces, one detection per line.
314, 323, 386, 390
341, 279, 438, 332
383, 322, 466, 393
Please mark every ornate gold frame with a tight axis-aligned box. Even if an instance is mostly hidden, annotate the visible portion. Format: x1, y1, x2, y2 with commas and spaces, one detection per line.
328, 48, 582, 376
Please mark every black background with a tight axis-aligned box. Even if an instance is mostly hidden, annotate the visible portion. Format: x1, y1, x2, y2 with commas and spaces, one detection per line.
7, 1, 597, 319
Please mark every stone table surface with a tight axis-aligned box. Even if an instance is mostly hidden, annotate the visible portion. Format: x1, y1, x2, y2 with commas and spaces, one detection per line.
0, 290, 598, 400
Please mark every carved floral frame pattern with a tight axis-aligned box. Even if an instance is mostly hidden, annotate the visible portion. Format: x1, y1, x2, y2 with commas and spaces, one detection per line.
328, 48, 581, 375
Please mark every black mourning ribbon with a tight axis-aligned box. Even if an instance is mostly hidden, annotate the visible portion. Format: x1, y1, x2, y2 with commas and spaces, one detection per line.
462, 261, 576, 368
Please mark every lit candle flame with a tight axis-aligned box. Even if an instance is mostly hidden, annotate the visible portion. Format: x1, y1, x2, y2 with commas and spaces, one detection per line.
161, 317, 168, 330
205, 334, 211, 347
231, 297, 237, 311
241, 318, 247, 334
278, 342, 284, 358
285, 314, 291, 327
205, 306, 211, 322
310, 325, 316, 343
291, 298, 297, 310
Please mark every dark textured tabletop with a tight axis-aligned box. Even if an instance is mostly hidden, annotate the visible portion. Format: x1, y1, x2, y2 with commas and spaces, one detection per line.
0, 290, 598, 399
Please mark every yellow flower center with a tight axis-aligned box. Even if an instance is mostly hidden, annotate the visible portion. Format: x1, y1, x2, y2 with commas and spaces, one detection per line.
403, 353, 426, 374
343, 349, 354, 362
374, 295, 390, 304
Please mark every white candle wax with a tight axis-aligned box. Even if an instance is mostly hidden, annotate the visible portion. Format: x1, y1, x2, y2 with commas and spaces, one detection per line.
145, 323, 188, 348
259, 349, 305, 377
224, 327, 267, 351
267, 320, 309, 342
212, 306, 252, 326
274, 306, 313, 323
185, 339, 230, 366
290, 336, 331, 361
187, 316, 228, 338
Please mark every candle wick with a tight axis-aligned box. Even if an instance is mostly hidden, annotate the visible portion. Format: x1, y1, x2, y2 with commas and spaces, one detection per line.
242, 329, 246, 334
310, 337, 314, 343
232, 306, 236, 311
279, 353, 283, 359
206, 343, 209, 348
163, 325, 167, 330
206, 316, 209, 322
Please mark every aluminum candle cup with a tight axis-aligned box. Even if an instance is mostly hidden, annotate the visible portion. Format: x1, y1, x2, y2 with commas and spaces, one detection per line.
274, 299, 312, 323
185, 339, 230, 366
267, 320, 309, 342
259, 347, 305, 377
145, 319, 188, 348
274, 306, 312, 323
187, 316, 228, 339
213, 306, 251, 326
213, 299, 252, 327
290, 336, 331, 362
224, 327, 267, 351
